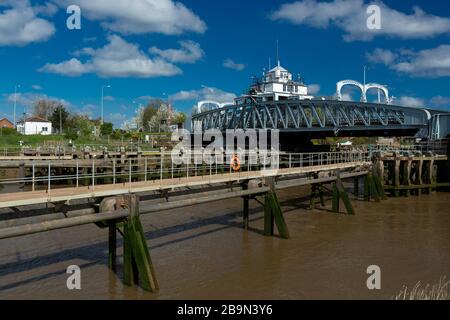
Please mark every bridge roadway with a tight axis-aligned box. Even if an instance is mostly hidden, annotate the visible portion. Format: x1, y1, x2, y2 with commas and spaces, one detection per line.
0, 160, 369, 209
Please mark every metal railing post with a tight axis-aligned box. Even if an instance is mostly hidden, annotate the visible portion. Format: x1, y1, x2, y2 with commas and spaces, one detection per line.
144, 158, 148, 182
289, 153, 291, 171
92, 159, 95, 190
112, 160, 115, 184
129, 159, 132, 186
160, 152, 163, 181
47, 161, 51, 194
32, 160, 35, 192
76, 160, 79, 188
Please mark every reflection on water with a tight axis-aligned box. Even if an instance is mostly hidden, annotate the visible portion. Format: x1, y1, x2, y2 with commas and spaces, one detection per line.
0, 186, 449, 299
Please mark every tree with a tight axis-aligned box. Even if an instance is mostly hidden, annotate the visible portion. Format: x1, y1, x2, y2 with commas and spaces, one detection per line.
148, 103, 172, 132
173, 112, 187, 128
33, 99, 59, 119
49, 105, 69, 134
66, 114, 94, 138
141, 99, 162, 131
100, 122, 113, 136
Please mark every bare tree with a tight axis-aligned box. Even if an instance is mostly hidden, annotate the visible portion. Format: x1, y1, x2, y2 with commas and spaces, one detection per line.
33, 99, 60, 119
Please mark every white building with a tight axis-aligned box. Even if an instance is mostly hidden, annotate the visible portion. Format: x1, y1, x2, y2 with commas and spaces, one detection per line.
237, 61, 314, 104
16, 117, 52, 135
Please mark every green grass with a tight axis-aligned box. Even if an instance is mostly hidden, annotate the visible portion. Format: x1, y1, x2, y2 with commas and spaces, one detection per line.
0, 132, 173, 150
0, 134, 102, 148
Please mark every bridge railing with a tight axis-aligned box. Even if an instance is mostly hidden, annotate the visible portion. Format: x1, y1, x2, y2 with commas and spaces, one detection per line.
367, 140, 449, 156
0, 150, 370, 195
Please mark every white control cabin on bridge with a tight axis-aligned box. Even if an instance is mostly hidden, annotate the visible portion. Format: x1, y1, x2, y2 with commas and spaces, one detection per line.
237, 61, 314, 104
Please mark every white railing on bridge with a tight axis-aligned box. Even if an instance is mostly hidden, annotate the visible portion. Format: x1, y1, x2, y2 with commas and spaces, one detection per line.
0, 150, 370, 195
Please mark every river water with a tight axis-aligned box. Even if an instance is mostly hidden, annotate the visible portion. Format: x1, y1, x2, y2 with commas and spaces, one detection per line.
0, 186, 449, 300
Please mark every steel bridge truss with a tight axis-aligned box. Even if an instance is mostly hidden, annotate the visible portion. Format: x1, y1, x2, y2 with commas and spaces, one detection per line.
191, 99, 430, 136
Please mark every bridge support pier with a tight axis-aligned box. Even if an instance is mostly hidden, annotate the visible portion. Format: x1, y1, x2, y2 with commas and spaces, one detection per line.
263, 178, 289, 239
263, 192, 289, 239
331, 174, 354, 215
98, 195, 159, 292
122, 194, 159, 292
364, 172, 384, 202
380, 154, 449, 196
309, 183, 325, 209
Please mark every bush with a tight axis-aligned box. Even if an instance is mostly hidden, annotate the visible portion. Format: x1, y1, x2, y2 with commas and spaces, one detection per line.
0, 127, 18, 136
64, 130, 79, 140
100, 122, 113, 136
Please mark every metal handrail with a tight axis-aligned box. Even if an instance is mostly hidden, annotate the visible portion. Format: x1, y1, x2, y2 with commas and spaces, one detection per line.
0, 151, 370, 194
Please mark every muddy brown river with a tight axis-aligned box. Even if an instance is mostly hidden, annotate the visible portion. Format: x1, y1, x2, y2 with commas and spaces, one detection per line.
0, 186, 449, 299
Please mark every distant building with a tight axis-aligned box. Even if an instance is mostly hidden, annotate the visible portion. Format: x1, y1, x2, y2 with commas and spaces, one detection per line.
0, 118, 13, 129
16, 117, 52, 135
377, 137, 399, 146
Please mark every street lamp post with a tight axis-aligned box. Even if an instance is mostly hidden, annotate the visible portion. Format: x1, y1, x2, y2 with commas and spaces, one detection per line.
132, 101, 142, 130
59, 106, 63, 135
101, 85, 111, 125
13, 84, 20, 127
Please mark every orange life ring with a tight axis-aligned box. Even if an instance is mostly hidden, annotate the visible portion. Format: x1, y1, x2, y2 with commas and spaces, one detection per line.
230, 154, 241, 171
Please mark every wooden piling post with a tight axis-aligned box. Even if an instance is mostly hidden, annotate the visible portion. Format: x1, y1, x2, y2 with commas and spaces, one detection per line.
271, 192, 290, 238
331, 174, 355, 215
353, 177, 359, 198
318, 183, 325, 207
394, 158, 400, 197
332, 182, 339, 212
263, 178, 289, 239
263, 194, 274, 236
425, 159, 434, 193
99, 198, 121, 272
122, 219, 134, 286
242, 182, 249, 230
364, 174, 370, 201
416, 159, 423, 196
108, 221, 117, 272
402, 159, 412, 197
122, 194, 159, 292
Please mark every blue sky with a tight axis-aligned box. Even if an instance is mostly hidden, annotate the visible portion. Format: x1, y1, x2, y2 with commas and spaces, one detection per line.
0, 0, 449, 127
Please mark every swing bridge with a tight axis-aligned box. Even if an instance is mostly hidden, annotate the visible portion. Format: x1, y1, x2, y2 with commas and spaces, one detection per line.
191, 98, 450, 139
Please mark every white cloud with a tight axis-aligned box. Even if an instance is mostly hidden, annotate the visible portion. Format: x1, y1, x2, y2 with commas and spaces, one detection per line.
270, 0, 450, 41
4, 92, 71, 108
136, 96, 156, 101
430, 96, 450, 107
341, 93, 354, 101
103, 96, 115, 102
79, 104, 97, 118
40, 58, 87, 77
223, 58, 245, 71
170, 86, 236, 103
31, 84, 43, 90
392, 45, 450, 78
396, 96, 425, 108
366, 48, 397, 65
149, 40, 204, 63
307, 84, 320, 95
108, 112, 127, 124
39, 34, 182, 78
54, 0, 206, 35
0, 0, 55, 46
367, 45, 450, 78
